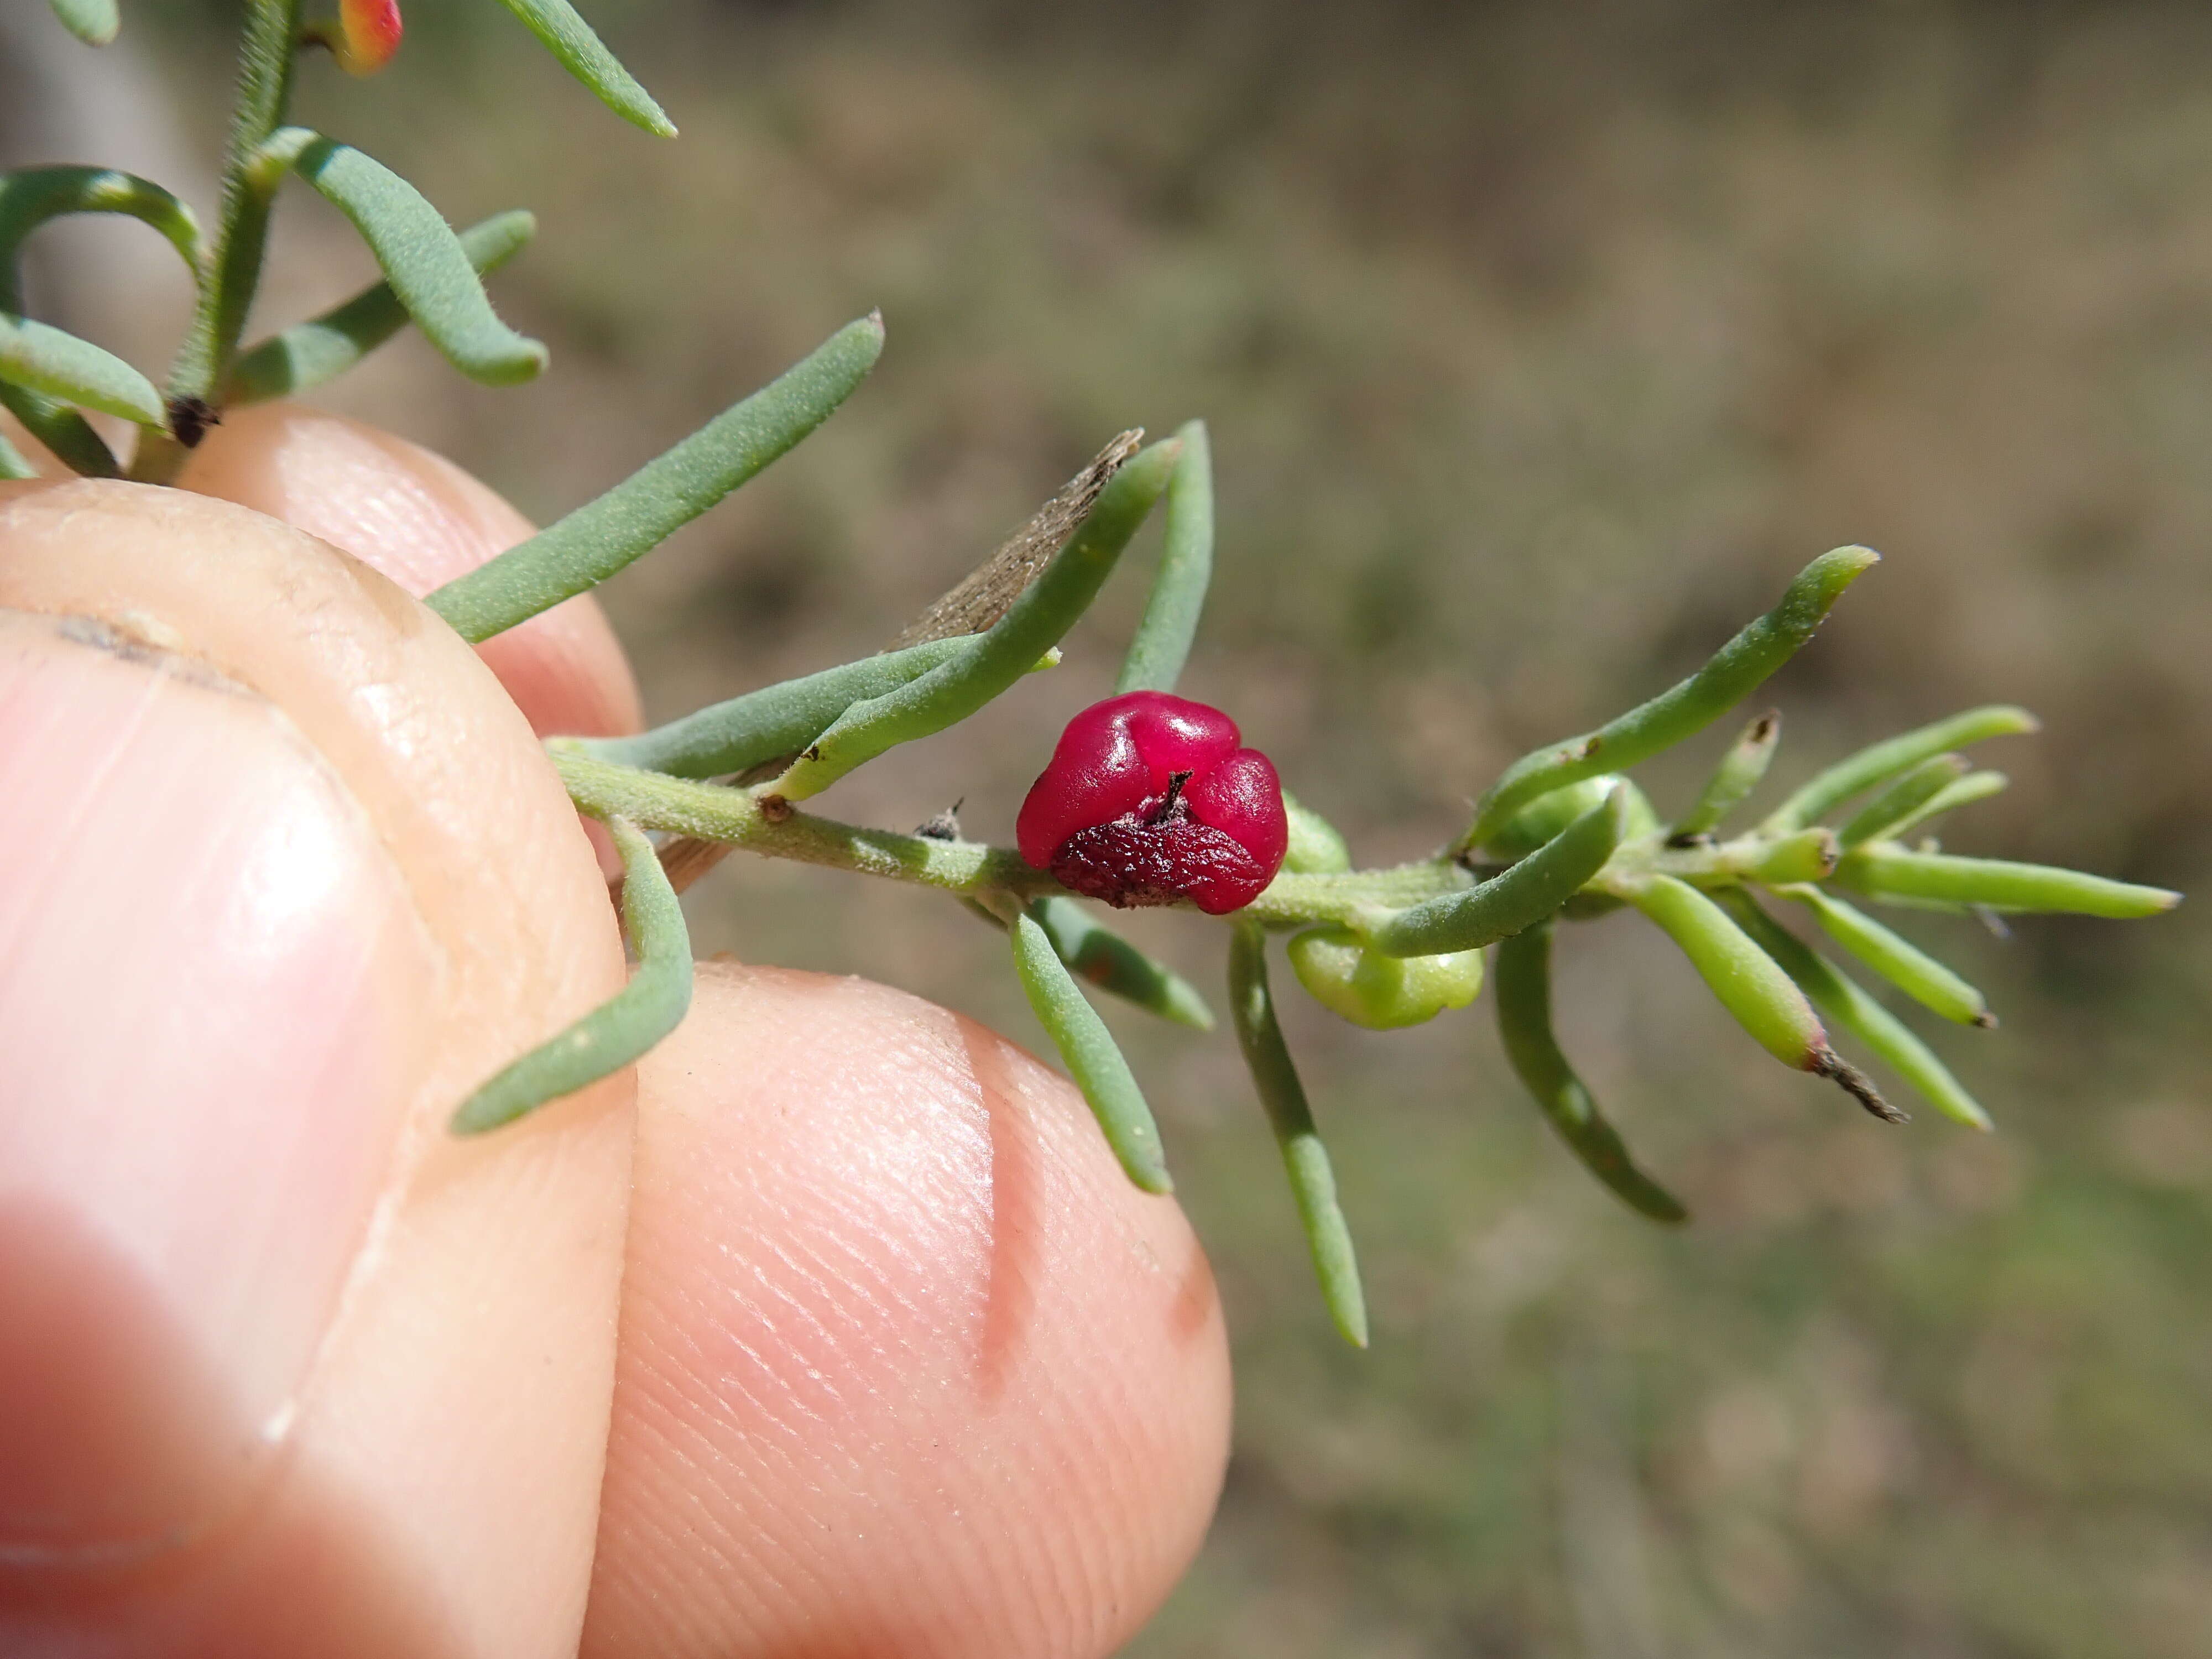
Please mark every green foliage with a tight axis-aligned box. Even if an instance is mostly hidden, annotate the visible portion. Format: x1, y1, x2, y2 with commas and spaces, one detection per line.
1229, 922, 1368, 1347
763, 435, 1179, 800
428, 315, 885, 641
1117, 419, 1214, 695
1463, 546, 1879, 851
1493, 922, 1687, 1222
1006, 901, 1173, 1194
19, 0, 2180, 1354
226, 209, 535, 403
0, 311, 165, 425
1027, 896, 1217, 1032
45, 0, 118, 48
489, 0, 677, 137
449, 816, 695, 1133
268, 131, 547, 386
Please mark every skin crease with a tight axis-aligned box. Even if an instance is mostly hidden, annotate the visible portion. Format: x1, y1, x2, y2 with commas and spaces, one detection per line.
0, 411, 1232, 1656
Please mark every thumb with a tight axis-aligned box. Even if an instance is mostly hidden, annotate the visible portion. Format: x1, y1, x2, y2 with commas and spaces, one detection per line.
0, 479, 630, 1657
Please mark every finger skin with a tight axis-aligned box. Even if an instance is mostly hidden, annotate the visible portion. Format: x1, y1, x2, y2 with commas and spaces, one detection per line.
586, 962, 1233, 1659
0, 479, 632, 1657
178, 401, 644, 741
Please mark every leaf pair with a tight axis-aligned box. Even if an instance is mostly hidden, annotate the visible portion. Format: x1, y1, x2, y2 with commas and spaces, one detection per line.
0, 167, 205, 476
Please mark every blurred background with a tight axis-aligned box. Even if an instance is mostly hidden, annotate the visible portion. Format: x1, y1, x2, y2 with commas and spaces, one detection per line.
10, 1, 2211, 1651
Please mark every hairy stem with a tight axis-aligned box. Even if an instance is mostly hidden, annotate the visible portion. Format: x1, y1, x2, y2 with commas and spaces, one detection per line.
139, 0, 302, 480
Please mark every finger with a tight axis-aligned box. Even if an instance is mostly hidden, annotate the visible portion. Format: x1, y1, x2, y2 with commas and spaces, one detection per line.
0, 478, 632, 1657
583, 962, 1233, 1659
176, 401, 643, 740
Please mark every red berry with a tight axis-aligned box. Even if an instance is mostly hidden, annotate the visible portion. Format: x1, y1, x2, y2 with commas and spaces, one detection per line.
1017, 691, 1288, 915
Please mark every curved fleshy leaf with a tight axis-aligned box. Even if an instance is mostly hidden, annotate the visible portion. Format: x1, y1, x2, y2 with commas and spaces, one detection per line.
1495, 922, 1686, 1222
0, 312, 162, 424
1007, 907, 1172, 1194
277, 133, 547, 388
225, 208, 535, 403
1369, 789, 1626, 957
0, 384, 118, 477
450, 817, 693, 1133
428, 314, 883, 643
765, 433, 1177, 802
489, 0, 676, 135
1229, 924, 1368, 1345
1116, 418, 1213, 695
1765, 705, 2036, 833
46, 0, 119, 46
1465, 547, 1877, 852
1031, 895, 1215, 1031
1721, 891, 1991, 1130
0, 168, 201, 315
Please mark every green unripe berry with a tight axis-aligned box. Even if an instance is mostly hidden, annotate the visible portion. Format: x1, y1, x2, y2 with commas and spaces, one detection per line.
1287, 925, 1484, 1029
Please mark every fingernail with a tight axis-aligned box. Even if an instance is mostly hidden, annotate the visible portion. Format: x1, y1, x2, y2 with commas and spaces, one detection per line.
0, 615, 434, 1562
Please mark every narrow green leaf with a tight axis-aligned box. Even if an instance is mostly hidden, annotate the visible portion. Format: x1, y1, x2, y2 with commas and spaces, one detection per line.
1630, 874, 1898, 1120
1888, 770, 2007, 841
1370, 789, 1626, 958
1838, 753, 1969, 848
1765, 705, 2036, 833
1630, 875, 1827, 1070
1720, 891, 1991, 1130
0, 424, 35, 480
0, 383, 117, 477
1776, 883, 1992, 1027
277, 134, 546, 389
1008, 908, 1172, 1194
1671, 709, 1780, 839
766, 435, 1178, 802
1494, 922, 1687, 1222
490, 0, 677, 136
1463, 546, 1877, 851
450, 816, 694, 1133
1031, 895, 1215, 1030
581, 636, 978, 778
225, 208, 535, 404
0, 312, 163, 425
46, 0, 119, 46
1835, 844, 2180, 919
1115, 418, 1212, 695
0, 168, 202, 315
1229, 923, 1368, 1346
1280, 789, 1353, 874
429, 314, 884, 644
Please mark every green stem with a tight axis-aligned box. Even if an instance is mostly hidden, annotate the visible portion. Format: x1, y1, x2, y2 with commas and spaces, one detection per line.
142, 0, 302, 480
555, 745, 1484, 925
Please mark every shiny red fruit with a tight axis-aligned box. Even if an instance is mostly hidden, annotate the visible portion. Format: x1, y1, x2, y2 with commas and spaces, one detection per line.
1017, 691, 1288, 915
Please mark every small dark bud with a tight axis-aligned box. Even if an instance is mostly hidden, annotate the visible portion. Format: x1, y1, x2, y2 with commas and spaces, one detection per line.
167, 395, 220, 450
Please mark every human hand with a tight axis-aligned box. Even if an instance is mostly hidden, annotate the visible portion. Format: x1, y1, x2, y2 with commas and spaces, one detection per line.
0, 404, 1230, 1657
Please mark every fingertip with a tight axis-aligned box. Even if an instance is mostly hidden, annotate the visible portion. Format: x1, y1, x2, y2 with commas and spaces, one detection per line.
178, 404, 643, 740
587, 963, 1230, 1659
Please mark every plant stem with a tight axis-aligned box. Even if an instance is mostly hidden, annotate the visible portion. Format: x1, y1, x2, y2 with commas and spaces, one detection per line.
138, 0, 302, 482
